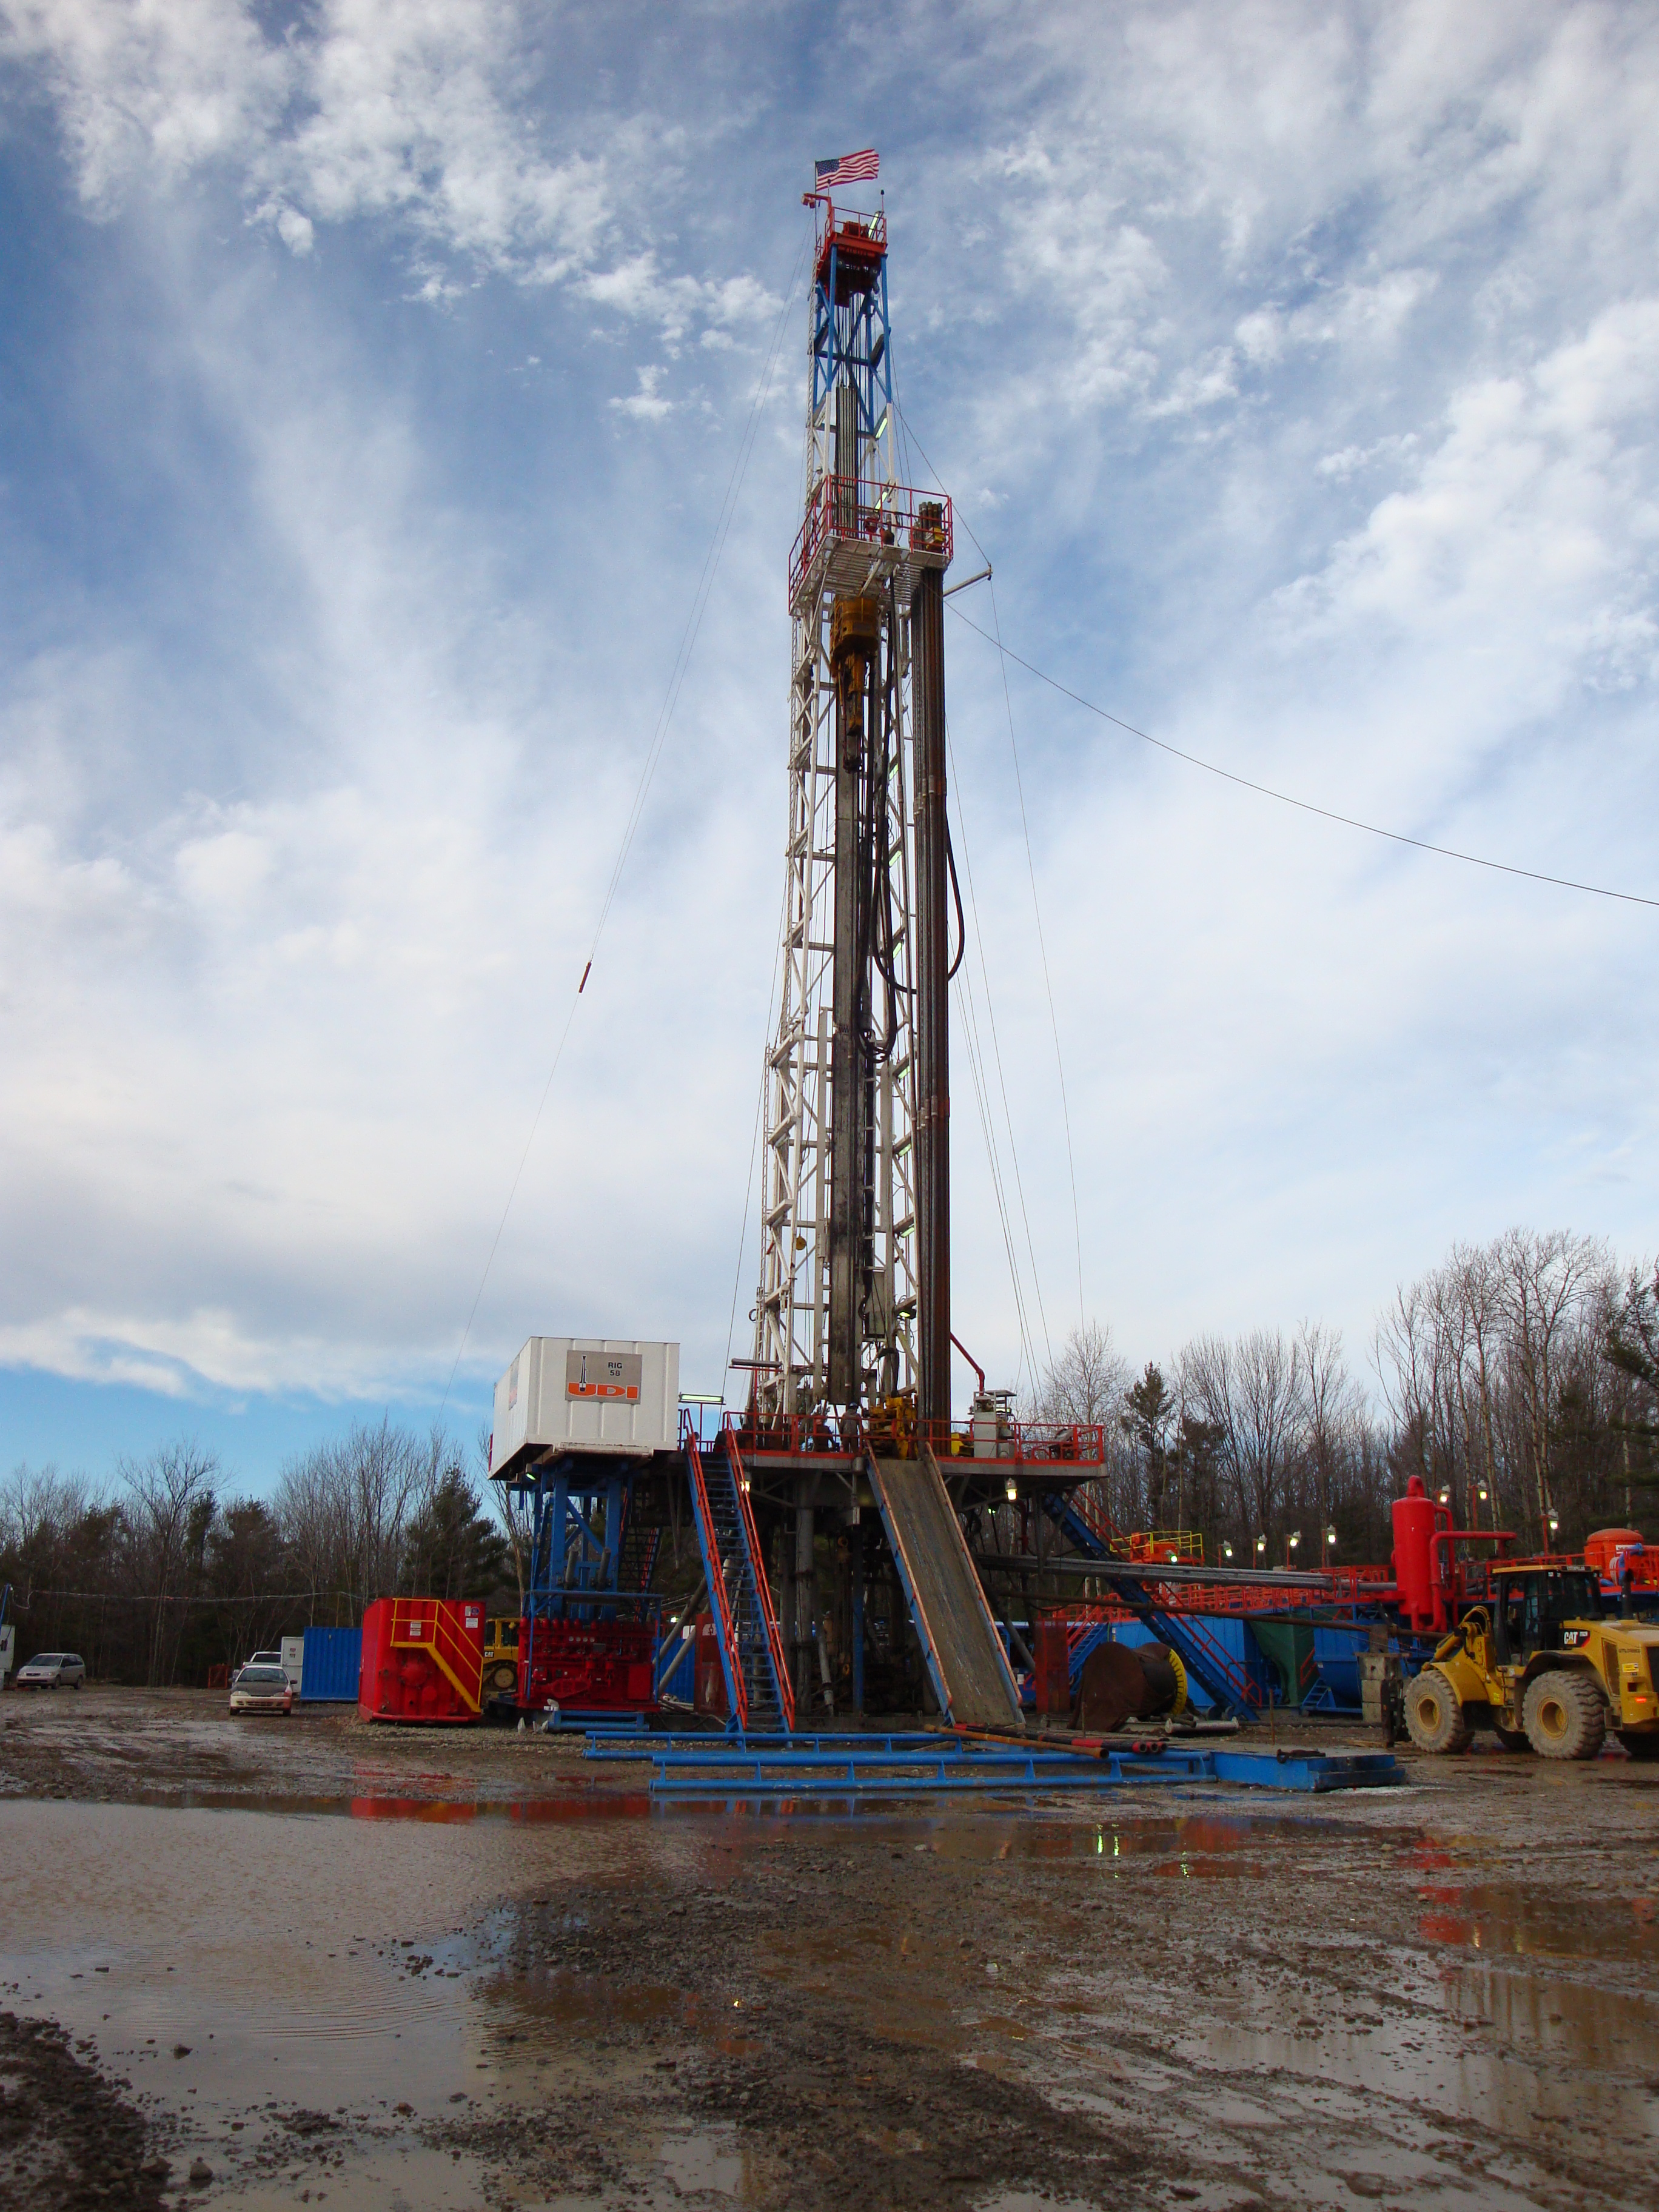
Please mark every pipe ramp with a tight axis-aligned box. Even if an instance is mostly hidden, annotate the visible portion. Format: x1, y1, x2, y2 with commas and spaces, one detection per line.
870, 1448, 1023, 1729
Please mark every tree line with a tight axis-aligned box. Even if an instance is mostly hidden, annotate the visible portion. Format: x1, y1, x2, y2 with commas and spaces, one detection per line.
1034, 1228, 1659, 1568
7, 1225, 1657, 1682
0, 1421, 516, 1687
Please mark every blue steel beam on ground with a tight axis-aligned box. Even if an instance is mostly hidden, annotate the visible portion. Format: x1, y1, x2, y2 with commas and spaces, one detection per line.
584, 1730, 1401, 1794
604, 1749, 1115, 1777
646, 1745, 1401, 1799
585, 1731, 947, 1760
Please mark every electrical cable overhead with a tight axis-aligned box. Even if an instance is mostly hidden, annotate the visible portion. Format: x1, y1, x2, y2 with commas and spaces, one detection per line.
946, 723, 1054, 1381
437, 220, 813, 1418
949, 608, 1659, 913
891, 401, 1087, 1350
985, 573, 1087, 1335
725, 876, 791, 1391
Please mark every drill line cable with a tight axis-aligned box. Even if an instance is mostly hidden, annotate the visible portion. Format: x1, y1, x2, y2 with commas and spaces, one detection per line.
946, 728, 1053, 1382
949, 608, 1659, 913
893, 406, 1086, 1367
985, 571, 1087, 1336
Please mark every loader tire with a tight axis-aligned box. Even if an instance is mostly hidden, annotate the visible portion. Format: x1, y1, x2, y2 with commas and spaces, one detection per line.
1492, 1724, 1532, 1754
1617, 1730, 1659, 1760
1523, 1670, 1606, 1760
1404, 1667, 1472, 1755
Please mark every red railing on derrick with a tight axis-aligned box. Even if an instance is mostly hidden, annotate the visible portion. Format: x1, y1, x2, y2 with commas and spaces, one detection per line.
921, 1418, 1107, 1467
722, 1421, 795, 1730
731, 1409, 1105, 1467
788, 477, 953, 603
811, 199, 887, 288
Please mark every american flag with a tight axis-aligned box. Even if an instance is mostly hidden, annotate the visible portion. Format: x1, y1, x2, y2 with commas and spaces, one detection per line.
814, 149, 879, 191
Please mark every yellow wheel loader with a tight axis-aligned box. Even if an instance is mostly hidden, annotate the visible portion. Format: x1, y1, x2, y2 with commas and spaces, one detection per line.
1404, 1563, 1659, 1760
482, 1615, 521, 1698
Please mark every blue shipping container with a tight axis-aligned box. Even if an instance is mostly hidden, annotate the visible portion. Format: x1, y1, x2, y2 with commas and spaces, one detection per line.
1308, 1624, 1368, 1711
300, 1625, 362, 1703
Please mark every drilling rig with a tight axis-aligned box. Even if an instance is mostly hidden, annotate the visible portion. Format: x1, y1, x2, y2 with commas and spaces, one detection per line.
494, 172, 1111, 1734
749, 182, 955, 1439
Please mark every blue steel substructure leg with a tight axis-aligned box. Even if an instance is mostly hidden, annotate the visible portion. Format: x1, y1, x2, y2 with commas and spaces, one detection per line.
851, 1517, 866, 1717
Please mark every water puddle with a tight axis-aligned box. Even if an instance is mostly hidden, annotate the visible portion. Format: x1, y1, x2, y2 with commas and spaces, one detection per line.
1416, 1878, 1659, 1960
121, 1786, 652, 1821
0, 1798, 779, 2208
10, 1788, 1655, 2205
1445, 1959, 1659, 2069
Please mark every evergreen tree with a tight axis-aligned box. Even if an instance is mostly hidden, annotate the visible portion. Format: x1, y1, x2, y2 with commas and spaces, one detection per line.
400, 1466, 511, 1602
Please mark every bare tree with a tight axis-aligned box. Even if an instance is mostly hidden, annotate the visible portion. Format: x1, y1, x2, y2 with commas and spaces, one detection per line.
1298, 1320, 1356, 1546
1033, 1321, 1129, 1428
478, 1424, 531, 1614
1030, 1322, 1134, 1540
1494, 1228, 1609, 1541
275, 1418, 439, 1622
118, 1441, 219, 1686
1453, 1241, 1503, 1526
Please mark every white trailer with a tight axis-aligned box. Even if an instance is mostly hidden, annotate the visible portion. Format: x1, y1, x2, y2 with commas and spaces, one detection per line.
489, 1337, 680, 1478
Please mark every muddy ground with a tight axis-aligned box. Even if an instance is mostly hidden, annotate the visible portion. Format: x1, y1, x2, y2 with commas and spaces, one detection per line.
2, 1689, 1657, 2212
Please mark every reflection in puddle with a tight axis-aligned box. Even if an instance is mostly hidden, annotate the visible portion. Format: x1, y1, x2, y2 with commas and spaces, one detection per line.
124, 1788, 652, 1822
1446, 1961, 1659, 2070
1162, 2008, 1658, 2143
1416, 1880, 1659, 1960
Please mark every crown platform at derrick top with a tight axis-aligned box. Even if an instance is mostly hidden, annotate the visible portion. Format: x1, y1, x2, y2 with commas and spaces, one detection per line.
789, 190, 953, 618
808, 193, 888, 302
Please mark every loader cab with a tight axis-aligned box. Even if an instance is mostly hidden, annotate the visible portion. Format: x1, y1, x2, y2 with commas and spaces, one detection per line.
1490, 1566, 1604, 1665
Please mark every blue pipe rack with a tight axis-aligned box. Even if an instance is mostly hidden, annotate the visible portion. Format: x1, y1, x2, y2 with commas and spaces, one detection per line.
585, 1729, 1401, 1800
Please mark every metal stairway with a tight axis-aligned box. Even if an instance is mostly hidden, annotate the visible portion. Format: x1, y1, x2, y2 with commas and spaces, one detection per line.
616, 1507, 660, 1595
1040, 1491, 1260, 1725
686, 1433, 794, 1734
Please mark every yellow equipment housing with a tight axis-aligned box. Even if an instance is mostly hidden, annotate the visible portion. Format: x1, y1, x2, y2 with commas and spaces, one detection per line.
1405, 1563, 1659, 1760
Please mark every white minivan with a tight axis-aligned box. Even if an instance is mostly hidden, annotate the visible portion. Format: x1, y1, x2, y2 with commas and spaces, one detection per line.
15, 1652, 87, 1689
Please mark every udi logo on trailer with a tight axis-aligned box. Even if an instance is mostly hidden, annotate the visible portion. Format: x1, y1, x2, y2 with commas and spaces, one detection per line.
566, 1350, 642, 1401
358, 1598, 484, 1724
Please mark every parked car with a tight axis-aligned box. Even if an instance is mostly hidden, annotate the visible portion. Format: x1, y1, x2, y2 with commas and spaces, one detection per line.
247, 1650, 284, 1667
15, 1652, 85, 1691
229, 1664, 294, 1715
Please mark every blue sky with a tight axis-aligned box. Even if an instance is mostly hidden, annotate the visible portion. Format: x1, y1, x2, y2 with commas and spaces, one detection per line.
2, 2, 1657, 1493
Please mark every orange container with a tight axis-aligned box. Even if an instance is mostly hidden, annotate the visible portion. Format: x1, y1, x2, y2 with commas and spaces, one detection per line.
1586, 1528, 1655, 1586
358, 1598, 484, 1724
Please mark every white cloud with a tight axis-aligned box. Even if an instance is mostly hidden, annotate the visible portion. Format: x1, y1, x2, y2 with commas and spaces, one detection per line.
1278, 298, 1659, 691
1, 0, 293, 206
274, 206, 313, 255
4, 1, 1659, 1463
610, 363, 673, 420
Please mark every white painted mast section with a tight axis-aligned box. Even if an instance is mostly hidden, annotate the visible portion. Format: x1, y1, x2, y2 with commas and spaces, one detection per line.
749, 198, 948, 1424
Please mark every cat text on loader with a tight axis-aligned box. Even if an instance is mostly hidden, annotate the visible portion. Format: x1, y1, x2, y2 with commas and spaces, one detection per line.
1405, 1562, 1659, 1760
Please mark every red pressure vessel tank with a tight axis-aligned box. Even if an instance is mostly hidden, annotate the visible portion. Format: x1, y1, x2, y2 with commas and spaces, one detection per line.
1391, 1476, 1447, 1632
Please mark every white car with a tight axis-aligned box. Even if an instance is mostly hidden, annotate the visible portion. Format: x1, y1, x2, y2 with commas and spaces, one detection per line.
229, 1664, 293, 1715
15, 1652, 86, 1690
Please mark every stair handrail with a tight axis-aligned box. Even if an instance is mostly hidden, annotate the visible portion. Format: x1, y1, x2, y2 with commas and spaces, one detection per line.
1150, 1605, 1265, 1714
723, 1421, 795, 1730
686, 1438, 748, 1729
